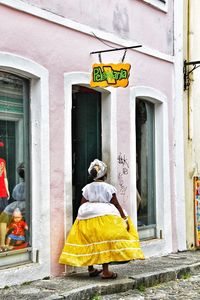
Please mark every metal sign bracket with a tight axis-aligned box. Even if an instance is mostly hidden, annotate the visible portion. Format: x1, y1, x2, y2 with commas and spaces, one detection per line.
184, 59, 200, 90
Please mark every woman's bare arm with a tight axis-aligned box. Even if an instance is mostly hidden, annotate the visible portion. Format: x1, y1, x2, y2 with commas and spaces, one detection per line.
80, 196, 89, 205
110, 194, 126, 219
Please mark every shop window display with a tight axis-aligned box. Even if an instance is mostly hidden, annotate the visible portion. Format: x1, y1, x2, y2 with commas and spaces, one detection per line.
0, 72, 30, 255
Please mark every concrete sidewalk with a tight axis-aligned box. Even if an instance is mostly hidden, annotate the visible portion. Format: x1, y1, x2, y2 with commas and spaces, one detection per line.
1, 251, 200, 300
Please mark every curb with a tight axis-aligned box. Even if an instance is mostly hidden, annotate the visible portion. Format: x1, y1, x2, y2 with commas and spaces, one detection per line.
40, 262, 200, 300
60, 279, 135, 300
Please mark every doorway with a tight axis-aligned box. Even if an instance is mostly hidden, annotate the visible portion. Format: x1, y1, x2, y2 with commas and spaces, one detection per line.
136, 98, 156, 239
72, 85, 102, 220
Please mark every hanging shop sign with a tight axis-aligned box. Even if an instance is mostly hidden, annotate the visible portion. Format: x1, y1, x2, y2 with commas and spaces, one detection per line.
90, 63, 131, 88
194, 176, 200, 247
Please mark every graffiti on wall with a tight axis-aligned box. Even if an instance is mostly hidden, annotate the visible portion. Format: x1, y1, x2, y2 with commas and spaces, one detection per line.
117, 152, 129, 198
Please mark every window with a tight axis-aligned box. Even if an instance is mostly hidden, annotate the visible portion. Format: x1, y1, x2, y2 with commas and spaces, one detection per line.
142, 0, 168, 12
0, 71, 31, 268
136, 99, 156, 239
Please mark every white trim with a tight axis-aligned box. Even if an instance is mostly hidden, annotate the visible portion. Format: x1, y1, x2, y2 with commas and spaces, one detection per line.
62, 248, 141, 257
0, 0, 173, 63
65, 239, 139, 247
142, 0, 168, 12
64, 72, 117, 235
130, 86, 172, 254
0, 52, 50, 288
173, 0, 186, 251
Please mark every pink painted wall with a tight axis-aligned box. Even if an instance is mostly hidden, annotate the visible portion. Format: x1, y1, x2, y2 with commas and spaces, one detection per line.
21, 0, 174, 55
0, 0, 174, 275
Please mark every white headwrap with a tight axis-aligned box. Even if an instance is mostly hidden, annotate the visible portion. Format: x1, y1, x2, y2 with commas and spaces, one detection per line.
88, 159, 107, 180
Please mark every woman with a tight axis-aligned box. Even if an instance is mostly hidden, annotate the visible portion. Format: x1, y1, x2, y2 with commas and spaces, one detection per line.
3, 162, 25, 217
0, 141, 10, 250
59, 159, 144, 279
0, 141, 10, 213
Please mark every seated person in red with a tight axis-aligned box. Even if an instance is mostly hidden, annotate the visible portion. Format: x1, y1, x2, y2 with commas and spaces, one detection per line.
5, 208, 28, 250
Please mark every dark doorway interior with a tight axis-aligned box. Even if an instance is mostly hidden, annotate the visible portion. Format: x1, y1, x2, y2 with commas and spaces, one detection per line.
72, 85, 102, 221
136, 99, 155, 228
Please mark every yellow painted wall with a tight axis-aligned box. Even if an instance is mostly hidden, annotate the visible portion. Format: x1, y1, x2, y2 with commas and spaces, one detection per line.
184, 0, 200, 249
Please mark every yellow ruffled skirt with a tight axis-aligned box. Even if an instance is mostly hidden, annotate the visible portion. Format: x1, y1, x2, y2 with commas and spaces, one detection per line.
59, 215, 144, 267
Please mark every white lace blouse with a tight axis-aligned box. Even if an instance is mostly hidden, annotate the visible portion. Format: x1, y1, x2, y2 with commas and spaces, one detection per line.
82, 181, 117, 203
77, 182, 119, 220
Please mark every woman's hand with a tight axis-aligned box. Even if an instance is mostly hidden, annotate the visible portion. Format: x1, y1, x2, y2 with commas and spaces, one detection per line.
123, 217, 129, 231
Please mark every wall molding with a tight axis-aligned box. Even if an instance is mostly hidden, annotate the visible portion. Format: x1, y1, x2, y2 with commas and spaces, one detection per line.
0, 0, 174, 63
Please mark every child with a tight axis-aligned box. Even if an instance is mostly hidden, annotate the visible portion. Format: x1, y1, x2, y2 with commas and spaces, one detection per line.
5, 208, 28, 250
0, 163, 25, 251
